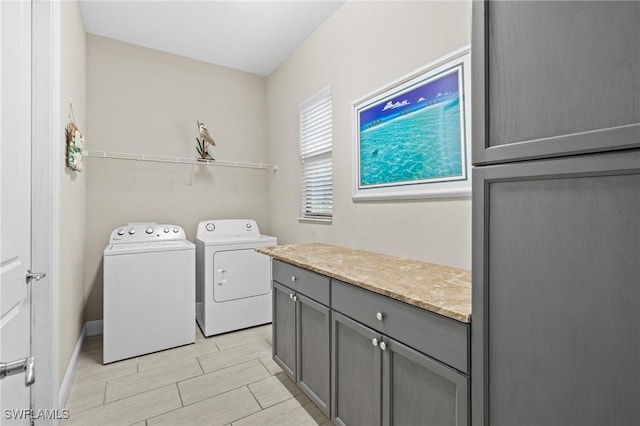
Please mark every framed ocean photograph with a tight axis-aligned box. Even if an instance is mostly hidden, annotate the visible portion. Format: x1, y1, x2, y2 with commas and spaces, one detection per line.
352, 47, 471, 200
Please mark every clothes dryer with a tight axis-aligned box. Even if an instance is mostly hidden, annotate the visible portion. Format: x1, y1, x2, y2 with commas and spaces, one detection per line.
195, 219, 276, 336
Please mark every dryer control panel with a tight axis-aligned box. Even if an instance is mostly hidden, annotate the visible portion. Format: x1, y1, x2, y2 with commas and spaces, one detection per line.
109, 223, 186, 243
196, 219, 260, 239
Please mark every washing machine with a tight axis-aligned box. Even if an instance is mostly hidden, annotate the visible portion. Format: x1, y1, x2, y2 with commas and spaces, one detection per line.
196, 219, 277, 336
103, 223, 195, 364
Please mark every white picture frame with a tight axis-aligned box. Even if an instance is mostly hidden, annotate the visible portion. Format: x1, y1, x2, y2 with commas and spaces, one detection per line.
352, 46, 471, 201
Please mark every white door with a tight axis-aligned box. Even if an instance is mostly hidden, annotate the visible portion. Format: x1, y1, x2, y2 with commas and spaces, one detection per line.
1, 0, 35, 424
213, 250, 271, 302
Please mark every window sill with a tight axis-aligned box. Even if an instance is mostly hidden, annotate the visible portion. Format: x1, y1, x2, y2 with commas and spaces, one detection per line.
298, 217, 332, 224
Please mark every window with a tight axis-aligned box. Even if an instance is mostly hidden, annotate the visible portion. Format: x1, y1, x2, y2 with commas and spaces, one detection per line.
299, 86, 333, 221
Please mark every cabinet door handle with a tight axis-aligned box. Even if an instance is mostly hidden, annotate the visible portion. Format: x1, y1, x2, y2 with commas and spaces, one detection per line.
292, 295, 297, 302
376, 312, 384, 321
379, 341, 387, 351
289, 293, 294, 299
291, 276, 297, 282
371, 338, 378, 347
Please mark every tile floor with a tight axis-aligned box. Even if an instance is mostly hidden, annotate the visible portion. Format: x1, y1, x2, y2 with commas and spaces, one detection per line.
63, 324, 331, 426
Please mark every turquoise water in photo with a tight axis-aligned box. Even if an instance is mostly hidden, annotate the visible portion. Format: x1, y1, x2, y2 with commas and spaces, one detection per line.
359, 97, 463, 187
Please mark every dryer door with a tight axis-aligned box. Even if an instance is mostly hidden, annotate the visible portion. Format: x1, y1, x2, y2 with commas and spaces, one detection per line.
213, 249, 271, 302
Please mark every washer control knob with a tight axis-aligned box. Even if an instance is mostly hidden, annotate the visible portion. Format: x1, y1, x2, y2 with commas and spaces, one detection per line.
117, 228, 125, 236
173, 227, 179, 233
128, 228, 136, 235
246, 223, 252, 229
163, 227, 170, 233
206, 223, 215, 232
145, 227, 154, 234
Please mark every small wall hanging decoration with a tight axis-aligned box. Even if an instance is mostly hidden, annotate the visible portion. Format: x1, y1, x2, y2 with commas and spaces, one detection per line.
65, 103, 85, 171
196, 120, 216, 160
352, 47, 471, 200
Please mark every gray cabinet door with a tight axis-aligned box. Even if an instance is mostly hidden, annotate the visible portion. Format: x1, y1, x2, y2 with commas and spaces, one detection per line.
273, 281, 296, 380
472, 0, 640, 165
471, 151, 640, 426
296, 293, 331, 416
382, 337, 468, 426
332, 312, 382, 426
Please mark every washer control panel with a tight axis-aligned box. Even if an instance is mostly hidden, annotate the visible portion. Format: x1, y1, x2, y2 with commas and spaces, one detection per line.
196, 219, 260, 239
110, 223, 186, 243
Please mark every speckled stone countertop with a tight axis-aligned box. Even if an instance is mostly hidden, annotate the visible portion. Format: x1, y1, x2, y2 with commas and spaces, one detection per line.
257, 243, 471, 323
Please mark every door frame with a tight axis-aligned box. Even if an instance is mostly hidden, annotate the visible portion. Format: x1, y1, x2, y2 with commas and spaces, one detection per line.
31, 0, 61, 420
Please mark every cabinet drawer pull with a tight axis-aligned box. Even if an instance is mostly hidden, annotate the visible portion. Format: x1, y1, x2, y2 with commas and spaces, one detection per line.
371, 338, 378, 347
291, 276, 297, 282
376, 312, 384, 321
379, 341, 387, 351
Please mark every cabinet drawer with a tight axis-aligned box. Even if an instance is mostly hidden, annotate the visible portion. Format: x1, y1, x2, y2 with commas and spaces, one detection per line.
332, 280, 469, 374
273, 260, 330, 306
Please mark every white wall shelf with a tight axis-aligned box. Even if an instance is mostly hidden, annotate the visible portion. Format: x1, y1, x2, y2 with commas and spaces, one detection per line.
84, 150, 278, 171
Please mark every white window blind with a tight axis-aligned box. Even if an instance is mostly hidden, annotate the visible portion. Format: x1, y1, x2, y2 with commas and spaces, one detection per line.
299, 86, 333, 221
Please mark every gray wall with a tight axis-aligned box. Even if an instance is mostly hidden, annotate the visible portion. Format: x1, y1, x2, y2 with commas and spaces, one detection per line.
266, 1, 472, 269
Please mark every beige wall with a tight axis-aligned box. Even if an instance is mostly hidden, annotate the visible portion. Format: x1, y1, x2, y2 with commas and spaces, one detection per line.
59, 0, 87, 380
59, 1, 89, 378
84, 35, 269, 321
266, 1, 472, 269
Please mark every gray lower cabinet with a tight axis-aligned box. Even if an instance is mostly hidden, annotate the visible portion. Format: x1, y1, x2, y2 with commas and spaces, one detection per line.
272, 280, 331, 416
383, 337, 468, 426
331, 312, 382, 426
273, 260, 470, 426
273, 281, 296, 379
296, 293, 331, 414
332, 311, 469, 426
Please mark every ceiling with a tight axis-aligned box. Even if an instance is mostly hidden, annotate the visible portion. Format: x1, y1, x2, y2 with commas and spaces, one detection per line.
79, 0, 344, 76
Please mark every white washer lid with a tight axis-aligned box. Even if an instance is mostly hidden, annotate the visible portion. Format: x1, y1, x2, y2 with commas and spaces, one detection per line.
197, 234, 277, 246
104, 240, 195, 256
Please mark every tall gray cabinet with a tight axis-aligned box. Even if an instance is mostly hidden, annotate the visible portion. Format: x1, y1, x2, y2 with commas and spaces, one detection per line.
471, 2, 640, 426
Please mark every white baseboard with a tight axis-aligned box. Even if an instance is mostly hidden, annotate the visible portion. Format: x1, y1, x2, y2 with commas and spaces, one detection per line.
58, 324, 86, 409
86, 319, 103, 336
58, 319, 104, 408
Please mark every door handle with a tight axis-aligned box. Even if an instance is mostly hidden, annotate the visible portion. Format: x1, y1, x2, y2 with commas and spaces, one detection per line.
25, 357, 35, 386
26, 269, 46, 284
0, 356, 35, 387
